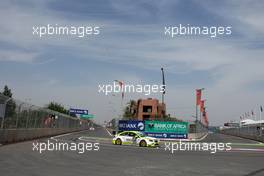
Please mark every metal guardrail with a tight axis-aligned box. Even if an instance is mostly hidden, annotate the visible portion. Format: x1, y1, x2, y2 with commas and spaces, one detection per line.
0, 94, 89, 129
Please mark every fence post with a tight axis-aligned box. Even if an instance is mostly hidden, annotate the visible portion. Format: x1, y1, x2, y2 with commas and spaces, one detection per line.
34, 111, 37, 128
16, 103, 24, 128
26, 110, 30, 128
1, 97, 12, 129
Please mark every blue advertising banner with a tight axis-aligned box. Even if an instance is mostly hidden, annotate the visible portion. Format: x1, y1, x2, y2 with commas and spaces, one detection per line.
145, 132, 188, 139
69, 108, 88, 115
118, 120, 145, 131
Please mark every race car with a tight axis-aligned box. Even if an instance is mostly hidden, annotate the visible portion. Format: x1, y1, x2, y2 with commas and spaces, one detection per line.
112, 131, 159, 147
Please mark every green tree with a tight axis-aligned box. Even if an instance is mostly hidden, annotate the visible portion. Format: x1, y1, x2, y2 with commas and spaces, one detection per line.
123, 100, 137, 119
1, 85, 16, 127
109, 118, 116, 129
2, 85, 13, 97
164, 114, 182, 122
46, 102, 69, 115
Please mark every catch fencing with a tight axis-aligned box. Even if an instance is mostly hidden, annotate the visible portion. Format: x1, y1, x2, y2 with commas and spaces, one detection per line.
188, 121, 208, 140
220, 125, 264, 142
0, 94, 90, 144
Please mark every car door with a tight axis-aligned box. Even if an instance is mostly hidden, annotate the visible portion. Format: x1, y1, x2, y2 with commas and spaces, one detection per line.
120, 132, 133, 144
128, 132, 138, 144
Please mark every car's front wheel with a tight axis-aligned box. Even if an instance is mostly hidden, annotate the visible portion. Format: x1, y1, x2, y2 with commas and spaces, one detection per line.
139, 140, 147, 147
115, 138, 122, 145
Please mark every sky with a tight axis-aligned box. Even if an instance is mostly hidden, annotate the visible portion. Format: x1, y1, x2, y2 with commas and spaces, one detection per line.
0, 0, 264, 125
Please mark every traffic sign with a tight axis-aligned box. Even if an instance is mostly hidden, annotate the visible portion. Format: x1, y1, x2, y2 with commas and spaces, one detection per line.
69, 108, 88, 115
80, 114, 94, 119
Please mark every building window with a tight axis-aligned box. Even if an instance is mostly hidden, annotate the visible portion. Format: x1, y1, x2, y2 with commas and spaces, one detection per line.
143, 106, 152, 113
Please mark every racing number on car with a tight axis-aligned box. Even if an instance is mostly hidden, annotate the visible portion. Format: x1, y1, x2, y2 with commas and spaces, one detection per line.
128, 132, 137, 144
126, 134, 133, 143
122, 132, 133, 144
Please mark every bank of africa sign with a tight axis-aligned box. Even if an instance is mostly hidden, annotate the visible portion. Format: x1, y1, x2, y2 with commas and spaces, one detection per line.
145, 121, 188, 134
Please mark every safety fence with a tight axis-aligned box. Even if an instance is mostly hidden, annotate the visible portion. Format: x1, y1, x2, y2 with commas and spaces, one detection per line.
0, 94, 89, 129
0, 94, 90, 144
188, 121, 208, 140
220, 125, 264, 142
189, 120, 208, 133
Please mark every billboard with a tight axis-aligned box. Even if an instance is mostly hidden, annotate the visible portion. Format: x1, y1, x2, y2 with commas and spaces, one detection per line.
144, 120, 188, 138
145, 121, 188, 134
80, 114, 94, 119
144, 132, 188, 139
69, 108, 88, 115
118, 120, 145, 131
118, 120, 188, 139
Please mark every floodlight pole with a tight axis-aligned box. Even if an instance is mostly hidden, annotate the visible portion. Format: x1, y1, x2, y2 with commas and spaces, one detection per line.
161, 68, 166, 118
161, 68, 165, 105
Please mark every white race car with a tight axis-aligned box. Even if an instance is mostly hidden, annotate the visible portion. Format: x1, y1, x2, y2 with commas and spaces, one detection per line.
112, 131, 159, 147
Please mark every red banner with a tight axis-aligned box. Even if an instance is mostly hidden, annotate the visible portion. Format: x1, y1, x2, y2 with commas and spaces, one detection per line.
200, 100, 205, 112
196, 89, 202, 106
117, 81, 124, 99
204, 112, 209, 126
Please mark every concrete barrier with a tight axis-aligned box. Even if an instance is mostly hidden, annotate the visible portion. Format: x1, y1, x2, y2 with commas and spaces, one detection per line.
220, 125, 264, 142
188, 132, 208, 141
0, 128, 88, 144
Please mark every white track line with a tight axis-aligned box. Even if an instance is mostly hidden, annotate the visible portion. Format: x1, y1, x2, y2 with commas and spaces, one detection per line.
50, 130, 89, 141
196, 133, 209, 141
230, 148, 264, 152
78, 136, 111, 141
105, 128, 113, 136
78, 137, 264, 153
78, 136, 161, 150
78, 136, 89, 141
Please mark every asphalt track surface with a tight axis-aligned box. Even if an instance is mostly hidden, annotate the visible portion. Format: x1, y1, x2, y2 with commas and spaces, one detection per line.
0, 127, 264, 176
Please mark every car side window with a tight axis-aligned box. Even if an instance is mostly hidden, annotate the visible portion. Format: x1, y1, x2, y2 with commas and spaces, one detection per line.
120, 132, 129, 136
129, 132, 136, 137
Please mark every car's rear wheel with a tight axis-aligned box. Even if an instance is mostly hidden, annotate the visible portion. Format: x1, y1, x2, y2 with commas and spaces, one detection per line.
115, 138, 122, 145
139, 140, 147, 147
